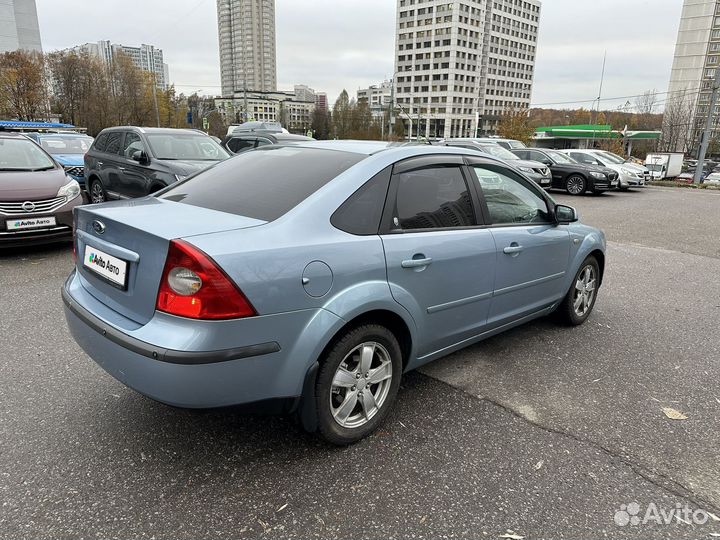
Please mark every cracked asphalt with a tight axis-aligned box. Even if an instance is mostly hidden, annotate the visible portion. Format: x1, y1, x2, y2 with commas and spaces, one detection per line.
1, 186, 719, 539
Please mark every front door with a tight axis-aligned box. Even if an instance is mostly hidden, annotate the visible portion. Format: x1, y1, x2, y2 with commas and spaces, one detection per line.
119, 132, 152, 198
466, 159, 571, 327
381, 156, 496, 359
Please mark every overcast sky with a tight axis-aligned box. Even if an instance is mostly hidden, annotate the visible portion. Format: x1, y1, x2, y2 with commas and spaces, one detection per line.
36, 0, 682, 111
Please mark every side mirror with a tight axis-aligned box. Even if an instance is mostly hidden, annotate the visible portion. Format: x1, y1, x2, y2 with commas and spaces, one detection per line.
132, 150, 149, 164
555, 204, 578, 224
542, 159, 553, 166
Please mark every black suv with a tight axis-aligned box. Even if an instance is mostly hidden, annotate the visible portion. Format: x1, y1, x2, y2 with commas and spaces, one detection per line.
221, 123, 314, 155
512, 148, 618, 195
84, 127, 230, 203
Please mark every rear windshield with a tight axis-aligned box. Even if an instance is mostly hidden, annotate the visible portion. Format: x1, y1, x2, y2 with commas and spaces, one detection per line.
160, 146, 365, 221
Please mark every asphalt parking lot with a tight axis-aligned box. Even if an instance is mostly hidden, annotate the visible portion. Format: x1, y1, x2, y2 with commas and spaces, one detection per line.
1, 186, 719, 539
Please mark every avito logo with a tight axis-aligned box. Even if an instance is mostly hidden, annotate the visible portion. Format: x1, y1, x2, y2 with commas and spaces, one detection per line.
88, 252, 121, 276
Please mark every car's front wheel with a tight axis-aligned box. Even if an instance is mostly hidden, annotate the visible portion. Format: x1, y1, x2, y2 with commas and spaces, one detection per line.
565, 175, 586, 195
89, 179, 107, 204
556, 256, 600, 326
315, 324, 402, 445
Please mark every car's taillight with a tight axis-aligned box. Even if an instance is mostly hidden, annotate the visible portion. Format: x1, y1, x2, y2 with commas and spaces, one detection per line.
156, 239, 256, 320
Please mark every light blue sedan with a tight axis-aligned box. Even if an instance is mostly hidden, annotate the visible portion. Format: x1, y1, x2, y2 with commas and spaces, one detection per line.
62, 141, 606, 444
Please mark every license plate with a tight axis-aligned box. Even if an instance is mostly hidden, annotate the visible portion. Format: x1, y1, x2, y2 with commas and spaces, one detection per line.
83, 245, 128, 288
6, 216, 56, 230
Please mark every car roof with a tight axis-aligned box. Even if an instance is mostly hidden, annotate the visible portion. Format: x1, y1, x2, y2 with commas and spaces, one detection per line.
100, 126, 207, 136
294, 140, 442, 155
0, 131, 33, 140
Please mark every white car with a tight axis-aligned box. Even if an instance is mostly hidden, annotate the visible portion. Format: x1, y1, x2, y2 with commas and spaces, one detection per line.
561, 149, 651, 190
704, 172, 720, 186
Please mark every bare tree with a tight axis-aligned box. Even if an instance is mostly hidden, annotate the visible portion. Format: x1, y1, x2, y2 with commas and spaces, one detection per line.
635, 89, 658, 115
660, 89, 696, 153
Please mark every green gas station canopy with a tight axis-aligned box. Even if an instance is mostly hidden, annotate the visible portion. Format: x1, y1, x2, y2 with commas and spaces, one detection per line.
534, 125, 660, 140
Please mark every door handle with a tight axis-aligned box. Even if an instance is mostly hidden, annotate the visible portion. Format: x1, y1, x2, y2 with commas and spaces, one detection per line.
503, 244, 524, 255
97, 161, 104, 166
118, 167, 126, 171
401, 257, 433, 269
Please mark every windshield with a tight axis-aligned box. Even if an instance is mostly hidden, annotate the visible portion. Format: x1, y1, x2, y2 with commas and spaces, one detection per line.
545, 150, 575, 164
479, 145, 519, 160
0, 138, 56, 171
146, 133, 230, 161
595, 151, 625, 164
38, 135, 94, 155
646, 163, 664, 172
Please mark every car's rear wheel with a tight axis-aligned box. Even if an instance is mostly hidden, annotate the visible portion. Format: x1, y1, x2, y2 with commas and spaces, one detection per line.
89, 179, 107, 204
315, 324, 402, 445
565, 175, 586, 195
556, 256, 600, 326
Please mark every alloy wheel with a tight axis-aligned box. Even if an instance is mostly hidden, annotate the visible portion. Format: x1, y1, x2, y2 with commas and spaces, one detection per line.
573, 265, 597, 317
90, 182, 105, 204
330, 341, 393, 429
566, 176, 585, 195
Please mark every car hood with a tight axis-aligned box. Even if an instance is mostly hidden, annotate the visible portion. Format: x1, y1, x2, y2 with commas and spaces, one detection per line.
618, 162, 650, 173
51, 154, 85, 167
0, 168, 69, 201
160, 159, 221, 176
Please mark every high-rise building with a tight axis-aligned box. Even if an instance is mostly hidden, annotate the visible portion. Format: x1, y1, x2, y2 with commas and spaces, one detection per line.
666, 0, 720, 153
0, 0, 42, 53
393, 0, 541, 139
315, 92, 328, 113
217, 0, 277, 96
66, 41, 170, 90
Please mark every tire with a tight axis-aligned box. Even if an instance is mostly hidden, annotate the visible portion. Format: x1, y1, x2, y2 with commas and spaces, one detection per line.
555, 255, 600, 326
565, 175, 586, 195
89, 179, 107, 204
314, 324, 403, 445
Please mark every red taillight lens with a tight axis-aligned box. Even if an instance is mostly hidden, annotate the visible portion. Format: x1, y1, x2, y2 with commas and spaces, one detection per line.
156, 240, 256, 320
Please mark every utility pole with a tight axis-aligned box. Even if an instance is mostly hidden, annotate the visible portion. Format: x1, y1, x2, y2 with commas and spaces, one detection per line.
591, 51, 607, 149
694, 66, 720, 184
388, 76, 395, 141
151, 73, 161, 128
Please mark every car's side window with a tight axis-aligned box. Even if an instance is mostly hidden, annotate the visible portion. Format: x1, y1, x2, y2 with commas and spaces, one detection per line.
256, 138, 272, 147
331, 167, 392, 235
392, 165, 476, 231
122, 132, 144, 159
227, 137, 256, 153
527, 150, 548, 163
104, 132, 123, 155
513, 149, 529, 160
93, 133, 108, 152
571, 153, 598, 165
470, 164, 551, 226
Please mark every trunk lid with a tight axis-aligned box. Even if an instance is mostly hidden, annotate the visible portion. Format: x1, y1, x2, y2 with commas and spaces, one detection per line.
75, 197, 266, 324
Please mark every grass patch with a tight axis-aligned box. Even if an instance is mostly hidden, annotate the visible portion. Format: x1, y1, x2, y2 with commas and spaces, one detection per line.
648, 181, 720, 190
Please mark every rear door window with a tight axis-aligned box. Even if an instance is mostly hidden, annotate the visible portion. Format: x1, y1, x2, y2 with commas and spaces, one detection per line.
391, 165, 476, 230
160, 147, 365, 221
93, 133, 108, 152
104, 132, 123, 155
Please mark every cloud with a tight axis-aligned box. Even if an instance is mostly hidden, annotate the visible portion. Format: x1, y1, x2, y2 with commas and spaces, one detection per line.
36, 0, 682, 109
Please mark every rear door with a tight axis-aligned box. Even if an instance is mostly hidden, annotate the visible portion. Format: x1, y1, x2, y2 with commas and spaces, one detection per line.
100, 132, 126, 199
466, 158, 571, 327
380, 156, 496, 358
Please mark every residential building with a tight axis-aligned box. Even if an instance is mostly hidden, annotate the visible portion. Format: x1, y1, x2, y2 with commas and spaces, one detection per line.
67, 41, 170, 89
393, 0, 541, 139
0, 0, 42, 53
294, 84, 316, 103
216, 89, 315, 133
315, 92, 328, 112
217, 0, 277, 96
666, 0, 720, 153
357, 80, 393, 120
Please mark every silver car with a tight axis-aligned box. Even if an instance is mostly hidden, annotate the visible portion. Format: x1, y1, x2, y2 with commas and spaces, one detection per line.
63, 141, 606, 445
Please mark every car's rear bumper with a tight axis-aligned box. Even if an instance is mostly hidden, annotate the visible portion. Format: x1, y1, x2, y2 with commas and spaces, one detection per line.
62, 271, 342, 408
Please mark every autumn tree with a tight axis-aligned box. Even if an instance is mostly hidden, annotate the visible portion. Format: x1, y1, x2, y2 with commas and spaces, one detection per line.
497, 108, 534, 145
0, 50, 48, 121
311, 108, 331, 139
331, 90, 352, 139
